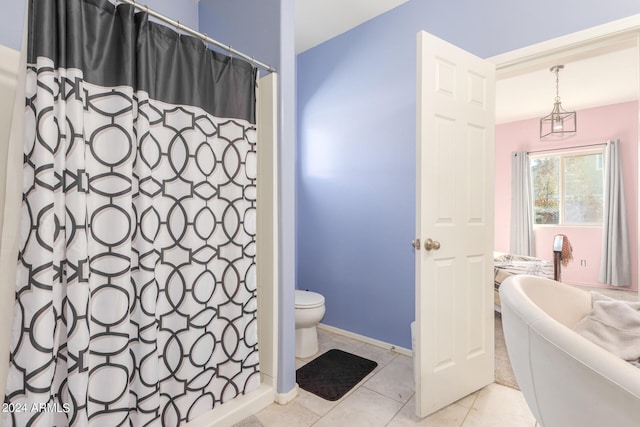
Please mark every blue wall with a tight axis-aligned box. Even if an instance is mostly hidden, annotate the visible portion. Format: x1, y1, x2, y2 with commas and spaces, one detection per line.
0, 0, 200, 51
296, 0, 640, 349
198, 0, 279, 68
0, 2, 26, 51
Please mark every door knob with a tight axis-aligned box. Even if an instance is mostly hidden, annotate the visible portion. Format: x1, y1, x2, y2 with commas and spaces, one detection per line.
412, 239, 421, 250
424, 238, 440, 251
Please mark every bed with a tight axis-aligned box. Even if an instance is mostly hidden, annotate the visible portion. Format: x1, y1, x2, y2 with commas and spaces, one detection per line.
494, 236, 566, 310
493, 252, 555, 310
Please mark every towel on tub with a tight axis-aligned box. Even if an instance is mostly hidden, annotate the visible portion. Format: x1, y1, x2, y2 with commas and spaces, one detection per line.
574, 292, 640, 364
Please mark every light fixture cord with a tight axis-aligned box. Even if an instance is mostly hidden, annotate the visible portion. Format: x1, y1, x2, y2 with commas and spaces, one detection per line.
555, 68, 561, 102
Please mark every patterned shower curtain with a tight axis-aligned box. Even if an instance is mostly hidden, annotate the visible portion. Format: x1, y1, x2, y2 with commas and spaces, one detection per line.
3, 1, 259, 426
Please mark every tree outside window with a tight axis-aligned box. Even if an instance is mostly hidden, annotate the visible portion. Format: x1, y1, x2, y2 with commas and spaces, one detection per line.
530, 150, 603, 225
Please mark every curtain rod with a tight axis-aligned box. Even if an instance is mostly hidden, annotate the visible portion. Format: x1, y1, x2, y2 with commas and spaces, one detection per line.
527, 142, 607, 155
115, 0, 276, 73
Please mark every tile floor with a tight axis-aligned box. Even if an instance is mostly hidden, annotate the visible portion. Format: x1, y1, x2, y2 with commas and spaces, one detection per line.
253, 328, 538, 427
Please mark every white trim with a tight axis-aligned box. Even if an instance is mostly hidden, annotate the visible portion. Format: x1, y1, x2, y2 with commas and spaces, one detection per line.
0, 45, 20, 80
256, 72, 279, 385
274, 384, 299, 405
489, 15, 640, 303
0, 39, 21, 411
184, 384, 275, 427
317, 323, 413, 357
488, 14, 640, 77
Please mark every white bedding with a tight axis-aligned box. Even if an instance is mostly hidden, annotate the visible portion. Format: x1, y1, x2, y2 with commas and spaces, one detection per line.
494, 252, 554, 308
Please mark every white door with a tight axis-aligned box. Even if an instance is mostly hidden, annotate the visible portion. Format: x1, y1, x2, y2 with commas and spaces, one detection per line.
414, 31, 495, 418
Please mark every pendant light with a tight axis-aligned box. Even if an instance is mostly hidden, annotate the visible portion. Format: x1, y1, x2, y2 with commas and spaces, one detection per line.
540, 65, 577, 140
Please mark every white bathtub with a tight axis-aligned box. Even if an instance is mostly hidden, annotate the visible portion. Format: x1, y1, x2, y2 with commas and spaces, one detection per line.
499, 275, 640, 427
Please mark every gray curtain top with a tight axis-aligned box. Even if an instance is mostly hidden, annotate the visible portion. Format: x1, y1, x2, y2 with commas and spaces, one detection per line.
28, 0, 257, 123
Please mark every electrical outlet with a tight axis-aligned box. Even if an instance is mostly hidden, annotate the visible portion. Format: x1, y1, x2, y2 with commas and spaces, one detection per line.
580, 259, 587, 267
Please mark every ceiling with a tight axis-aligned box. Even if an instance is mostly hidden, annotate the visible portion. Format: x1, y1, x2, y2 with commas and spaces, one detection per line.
295, 0, 409, 54
294, 1, 639, 124
495, 44, 638, 124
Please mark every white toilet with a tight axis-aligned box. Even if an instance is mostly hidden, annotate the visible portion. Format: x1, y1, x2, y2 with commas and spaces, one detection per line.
294, 289, 326, 358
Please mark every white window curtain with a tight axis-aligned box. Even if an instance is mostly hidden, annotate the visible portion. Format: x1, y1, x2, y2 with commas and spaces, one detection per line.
510, 151, 535, 256
599, 139, 631, 286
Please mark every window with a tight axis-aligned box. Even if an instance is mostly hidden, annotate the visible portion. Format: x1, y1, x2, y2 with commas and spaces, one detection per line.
530, 149, 604, 225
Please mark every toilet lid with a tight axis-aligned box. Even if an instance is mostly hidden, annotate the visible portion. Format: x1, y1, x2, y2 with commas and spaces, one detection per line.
295, 290, 325, 308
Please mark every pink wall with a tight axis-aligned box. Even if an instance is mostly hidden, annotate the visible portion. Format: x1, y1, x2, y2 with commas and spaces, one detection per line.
495, 101, 638, 290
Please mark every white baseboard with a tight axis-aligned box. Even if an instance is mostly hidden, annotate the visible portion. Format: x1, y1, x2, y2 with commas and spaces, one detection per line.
317, 323, 413, 357
275, 384, 299, 405
185, 383, 274, 427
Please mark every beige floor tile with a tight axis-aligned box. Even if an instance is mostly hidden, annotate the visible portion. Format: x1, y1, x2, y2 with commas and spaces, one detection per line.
295, 358, 306, 369
285, 328, 537, 427
295, 328, 342, 364
255, 401, 319, 427
363, 354, 414, 403
350, 342, 400, 368
321, 332, 367, 355
388, 396, 469, 427
462, 383, 537, 427
454, 391, 479, 409
292, 387, 340, 417
313, 387, 404, 427
316, 327, 336, 343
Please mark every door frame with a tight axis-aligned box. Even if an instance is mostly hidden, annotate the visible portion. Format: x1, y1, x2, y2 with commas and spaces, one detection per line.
413, 15, 640, 421
488, 14, 640, 300
488, 15, 640, 76
0, 42, 20, 411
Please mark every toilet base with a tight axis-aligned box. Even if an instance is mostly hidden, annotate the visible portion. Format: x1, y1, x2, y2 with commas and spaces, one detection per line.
295, 326, 319, 358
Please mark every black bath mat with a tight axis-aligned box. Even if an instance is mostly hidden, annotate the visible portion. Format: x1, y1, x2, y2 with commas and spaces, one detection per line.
296, 349, 378, 401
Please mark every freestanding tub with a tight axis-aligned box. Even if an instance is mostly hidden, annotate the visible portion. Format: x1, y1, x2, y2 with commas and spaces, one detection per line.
499, 274, 640, 427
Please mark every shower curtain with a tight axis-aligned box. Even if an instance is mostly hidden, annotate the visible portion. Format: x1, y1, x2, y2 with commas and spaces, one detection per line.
3, 1, 260, 426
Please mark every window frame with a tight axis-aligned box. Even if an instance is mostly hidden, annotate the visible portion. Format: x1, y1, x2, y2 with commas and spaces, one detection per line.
529, 147, 605, 227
